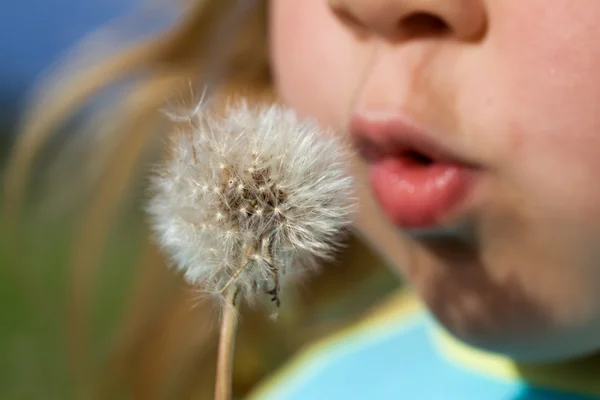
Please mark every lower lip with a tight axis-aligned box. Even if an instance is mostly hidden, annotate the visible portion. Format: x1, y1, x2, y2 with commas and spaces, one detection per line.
369, 157, 474, 229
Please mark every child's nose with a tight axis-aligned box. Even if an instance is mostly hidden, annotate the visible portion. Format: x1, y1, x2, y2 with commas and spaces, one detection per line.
327, 0, 487, 41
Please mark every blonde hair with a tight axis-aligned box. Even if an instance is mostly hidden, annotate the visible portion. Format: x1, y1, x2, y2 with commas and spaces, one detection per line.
3, 1, 397, 398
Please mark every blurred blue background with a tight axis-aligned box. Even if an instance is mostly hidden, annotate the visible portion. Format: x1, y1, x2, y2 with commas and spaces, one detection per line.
0, 0, 138, 135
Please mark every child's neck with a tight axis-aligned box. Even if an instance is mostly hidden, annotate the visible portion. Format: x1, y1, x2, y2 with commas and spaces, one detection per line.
431, 324, 600, 397
516, 352, 600, 394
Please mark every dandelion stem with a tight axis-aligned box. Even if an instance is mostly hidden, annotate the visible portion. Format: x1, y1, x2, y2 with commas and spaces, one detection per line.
215, 287, 239, 400
218, 258, 252, 295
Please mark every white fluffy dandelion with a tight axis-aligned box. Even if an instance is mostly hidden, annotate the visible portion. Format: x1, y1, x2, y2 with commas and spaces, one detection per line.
147, 99, 354, 307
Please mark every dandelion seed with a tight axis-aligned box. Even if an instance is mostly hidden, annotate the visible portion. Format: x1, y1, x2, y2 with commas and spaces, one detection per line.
147, 100, 355, 306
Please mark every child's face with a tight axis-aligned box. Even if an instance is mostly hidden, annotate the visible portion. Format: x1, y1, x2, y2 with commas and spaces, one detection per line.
270, 0, 600, 361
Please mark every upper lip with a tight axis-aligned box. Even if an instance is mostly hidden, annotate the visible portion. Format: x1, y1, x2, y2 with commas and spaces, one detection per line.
349, 113, 472, 166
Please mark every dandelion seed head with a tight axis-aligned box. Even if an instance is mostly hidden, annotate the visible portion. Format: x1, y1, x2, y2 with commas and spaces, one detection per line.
147, 100, 355, 305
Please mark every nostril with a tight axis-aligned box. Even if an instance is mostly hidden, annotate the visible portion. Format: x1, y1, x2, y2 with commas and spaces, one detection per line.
400, 12, 450, 38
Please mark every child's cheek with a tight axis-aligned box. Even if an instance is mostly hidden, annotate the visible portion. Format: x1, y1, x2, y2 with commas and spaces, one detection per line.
448, 0, 600, 351
473, 0, 600, 222
270, 0, 370, 129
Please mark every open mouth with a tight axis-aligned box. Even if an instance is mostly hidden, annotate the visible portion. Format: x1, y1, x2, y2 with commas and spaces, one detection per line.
398, 150, 435, 166
350, 114, 477, 229
369, 152, 473, 229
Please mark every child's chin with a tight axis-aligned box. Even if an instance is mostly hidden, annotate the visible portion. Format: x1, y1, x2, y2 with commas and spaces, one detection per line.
433, 308, 600, 363
411, 263, 600, 362
399, 221, 600, 362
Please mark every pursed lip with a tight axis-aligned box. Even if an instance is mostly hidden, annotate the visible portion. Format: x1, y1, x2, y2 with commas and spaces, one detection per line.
350, 113, 480, 229
350, 113, 473, 165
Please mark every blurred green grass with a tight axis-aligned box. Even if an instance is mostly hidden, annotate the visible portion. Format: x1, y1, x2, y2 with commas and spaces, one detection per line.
0, 192, 148, 399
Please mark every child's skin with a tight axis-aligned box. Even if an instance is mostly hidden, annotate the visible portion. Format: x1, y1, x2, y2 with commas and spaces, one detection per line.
270, 0, 600, 362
